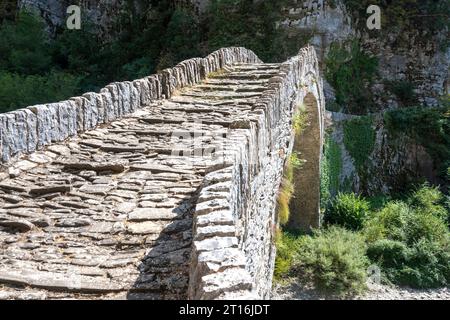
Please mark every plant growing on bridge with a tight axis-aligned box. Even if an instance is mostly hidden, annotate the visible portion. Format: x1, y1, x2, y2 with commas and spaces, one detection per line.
277, 177, 294, 227
289, 152, 305, 171
292, 106, 309, 135
277, 145, 308, 226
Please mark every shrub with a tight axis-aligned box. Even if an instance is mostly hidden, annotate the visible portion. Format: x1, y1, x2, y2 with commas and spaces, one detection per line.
409, 184, 449, 222
364, 187, 450, 289
274, 230, 301, 280
383, 106, 450, 181
277, 178, 294, 226
157, 8, 201, 70
367, 239, 409, 269
398, 239, 450, 288
363, 201, 411, 243
206, 0, 309, 63
369, 239, 449, 289
364, 196, 448, 245
405, 211, 448, 246
293, 226, 369, 295
325, 193, 371, 230
367, 194, 391, 211
0, 10, 51, 75
384, 80, 418, 107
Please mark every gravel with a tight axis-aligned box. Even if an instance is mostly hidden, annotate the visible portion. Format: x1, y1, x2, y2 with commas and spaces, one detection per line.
272, 281, 450, 300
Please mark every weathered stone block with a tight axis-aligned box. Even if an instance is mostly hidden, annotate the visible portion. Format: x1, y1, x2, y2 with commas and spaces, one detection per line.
194, 237, 238, 253
69, 97, 85, 133
82, 93, 99, 130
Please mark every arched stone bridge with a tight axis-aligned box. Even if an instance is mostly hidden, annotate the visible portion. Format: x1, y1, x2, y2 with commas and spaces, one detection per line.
0, 46, 324, 300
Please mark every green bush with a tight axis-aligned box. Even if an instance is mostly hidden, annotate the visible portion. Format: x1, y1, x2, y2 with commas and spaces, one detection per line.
409, 184, 449, 222
363, 201, 411, 243
325, 193, 371, 230
364, 185, 450, 288
364, 195, 448, 246
405, 211, 448, 246
368, 239, 449, 289
274, 231, 301, 280
0, 10, 51, 75
293, 226, 369, 295
367, 239, 409, 269
157, 8, 201, 70
0, 71, 80, 112
384, 80, 418, 107
206, 0, 309, 62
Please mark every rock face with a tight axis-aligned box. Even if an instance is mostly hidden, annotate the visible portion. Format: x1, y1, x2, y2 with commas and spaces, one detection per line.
18, 0, 127, 36
0, 46, 325, 299
279, 0, 449, 107
327, 112, 438, 196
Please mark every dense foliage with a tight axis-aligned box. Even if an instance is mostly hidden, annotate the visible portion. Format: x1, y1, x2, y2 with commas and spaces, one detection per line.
276, 185, 450, 293
325, 193, 371, 231
275, 226, 369, 295
325, 41, 378, 114
364, 185, 450, 288
0, 1, 309, 112
0, 11, 81, 111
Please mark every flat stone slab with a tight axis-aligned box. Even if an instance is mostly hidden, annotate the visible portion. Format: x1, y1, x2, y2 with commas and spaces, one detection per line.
128, 208, 182, 221
0, 61, 282, 300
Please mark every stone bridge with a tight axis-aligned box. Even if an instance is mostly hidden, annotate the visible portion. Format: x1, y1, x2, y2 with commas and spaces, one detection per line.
0, 46, 324, 300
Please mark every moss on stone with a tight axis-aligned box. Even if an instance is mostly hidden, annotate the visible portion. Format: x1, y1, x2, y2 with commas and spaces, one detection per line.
343, 116, 375, 171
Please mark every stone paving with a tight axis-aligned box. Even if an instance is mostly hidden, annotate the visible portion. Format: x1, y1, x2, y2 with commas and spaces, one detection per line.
0, 63, 282, 299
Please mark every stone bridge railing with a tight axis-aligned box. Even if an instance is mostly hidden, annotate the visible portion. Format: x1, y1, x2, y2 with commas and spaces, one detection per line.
188, 46, 325, 299
0, 46, 324, 300
0, 47, 261, 165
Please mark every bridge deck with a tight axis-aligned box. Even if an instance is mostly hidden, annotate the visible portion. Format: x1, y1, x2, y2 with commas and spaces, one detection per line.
0, 63, 281, 299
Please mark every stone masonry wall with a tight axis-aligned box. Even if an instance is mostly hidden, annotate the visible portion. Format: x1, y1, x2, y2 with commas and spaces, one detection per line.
188, 46, 325, 299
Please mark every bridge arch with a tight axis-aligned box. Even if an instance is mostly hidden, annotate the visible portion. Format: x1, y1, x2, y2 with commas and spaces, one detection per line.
288, 92, 322, 232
